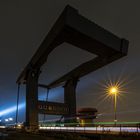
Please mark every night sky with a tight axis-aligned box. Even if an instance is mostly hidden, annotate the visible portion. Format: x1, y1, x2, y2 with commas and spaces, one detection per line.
0, 0, 140, 123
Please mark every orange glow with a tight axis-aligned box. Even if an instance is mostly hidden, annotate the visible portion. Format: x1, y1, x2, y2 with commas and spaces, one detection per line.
109, 87, 118, 95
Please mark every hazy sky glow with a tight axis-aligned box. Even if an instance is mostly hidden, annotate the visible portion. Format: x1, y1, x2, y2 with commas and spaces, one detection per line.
0, 103, 25, 117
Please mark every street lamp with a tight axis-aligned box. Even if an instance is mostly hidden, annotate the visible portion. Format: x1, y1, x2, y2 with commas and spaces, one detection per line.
109, 86, 118, 125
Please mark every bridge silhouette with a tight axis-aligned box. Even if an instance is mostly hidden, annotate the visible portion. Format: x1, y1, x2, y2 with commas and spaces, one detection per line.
16, 5, 128, 130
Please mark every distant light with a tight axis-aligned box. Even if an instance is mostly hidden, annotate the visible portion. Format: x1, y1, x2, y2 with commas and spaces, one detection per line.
76, 117, 79, 120
81, 119, 84, 126
5, 119, 9, 122
0, 120, 1, 122
9, 118, 13, 121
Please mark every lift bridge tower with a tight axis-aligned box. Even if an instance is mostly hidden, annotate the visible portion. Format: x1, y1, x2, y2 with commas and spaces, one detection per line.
17, 5, 129, 130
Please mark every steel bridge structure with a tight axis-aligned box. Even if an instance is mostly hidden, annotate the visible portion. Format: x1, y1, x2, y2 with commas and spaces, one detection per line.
17, 5, 128, 130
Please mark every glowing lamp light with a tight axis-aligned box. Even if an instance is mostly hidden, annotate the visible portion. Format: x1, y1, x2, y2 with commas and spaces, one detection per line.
108, 86, 119, 125
18, 124, 21, 127
76, 117, 79, 120
103, 78, 127, 125
109, 87, 118, 95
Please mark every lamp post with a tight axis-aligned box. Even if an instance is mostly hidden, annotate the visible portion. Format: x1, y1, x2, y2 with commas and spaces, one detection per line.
109, 87, 118, 125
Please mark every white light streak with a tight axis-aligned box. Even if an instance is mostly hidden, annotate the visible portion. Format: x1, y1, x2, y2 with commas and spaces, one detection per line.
39, 126, 140, 133
0, 103, 25, 117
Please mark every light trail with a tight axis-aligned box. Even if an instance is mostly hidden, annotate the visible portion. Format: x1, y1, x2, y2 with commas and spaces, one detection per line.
39, 126, 140, 133
0, 126, 6, 128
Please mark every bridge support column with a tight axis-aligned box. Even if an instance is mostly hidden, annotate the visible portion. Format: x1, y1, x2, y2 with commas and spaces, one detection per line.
64, 78, 78, 125
26, 68, 40, 130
